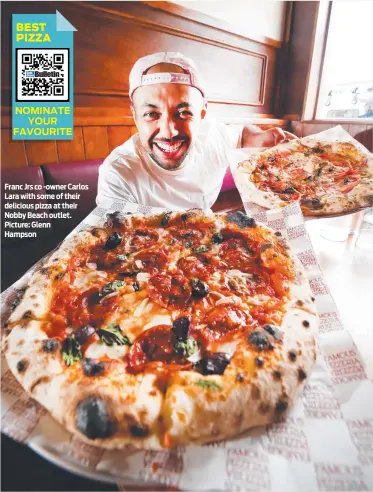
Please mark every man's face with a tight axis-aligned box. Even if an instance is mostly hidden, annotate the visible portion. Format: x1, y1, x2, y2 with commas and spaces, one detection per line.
131, 83, 206, 170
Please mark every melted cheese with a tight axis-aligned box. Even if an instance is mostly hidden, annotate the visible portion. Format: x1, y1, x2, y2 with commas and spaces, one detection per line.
144, 314, 172, 329
73, 270, 107, 290
85, 341, 129, 359
133, 298, 150, 317
216, 340, 240, 357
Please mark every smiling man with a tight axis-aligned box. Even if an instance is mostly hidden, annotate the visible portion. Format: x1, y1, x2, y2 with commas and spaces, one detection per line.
97, 52, 294, 209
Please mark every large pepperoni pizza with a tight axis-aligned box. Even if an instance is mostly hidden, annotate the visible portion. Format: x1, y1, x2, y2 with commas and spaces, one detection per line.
4, 210, 318, 449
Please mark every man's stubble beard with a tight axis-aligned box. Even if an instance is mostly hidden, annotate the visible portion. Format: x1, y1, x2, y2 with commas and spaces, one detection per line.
148, 150, 189, 170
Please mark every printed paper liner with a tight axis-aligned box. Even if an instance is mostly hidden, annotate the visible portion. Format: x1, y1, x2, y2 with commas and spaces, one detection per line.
1, 200, 373, 490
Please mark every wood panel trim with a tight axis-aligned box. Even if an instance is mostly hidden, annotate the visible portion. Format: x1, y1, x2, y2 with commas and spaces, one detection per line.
73, 2, 270, 58
2, 118, 288, 168
143, 1, 282, 48
292, 119, 373, 126
69, 2, 268, 107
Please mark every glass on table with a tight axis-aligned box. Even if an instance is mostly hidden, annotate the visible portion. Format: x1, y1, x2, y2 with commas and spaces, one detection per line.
319, 213, 359, 242
355, 208, 373, 252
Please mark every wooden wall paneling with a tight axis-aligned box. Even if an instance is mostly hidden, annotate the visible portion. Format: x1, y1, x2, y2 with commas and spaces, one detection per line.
107, 126, 132, 152
25, 141, 58, 166
57, 127, 85, 163
1, 129, 28, 168
1, 1, 282, 125
82, 127, 109, 160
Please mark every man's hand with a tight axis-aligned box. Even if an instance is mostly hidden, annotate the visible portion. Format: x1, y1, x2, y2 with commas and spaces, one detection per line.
241, 126, 297, 148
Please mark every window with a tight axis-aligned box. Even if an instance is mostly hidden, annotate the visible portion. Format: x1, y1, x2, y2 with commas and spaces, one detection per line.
316, 1, 373, 120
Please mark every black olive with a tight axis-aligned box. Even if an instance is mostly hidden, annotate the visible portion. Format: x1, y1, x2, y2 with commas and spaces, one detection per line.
211, 232, 224, 244
227, 211, 256, 228
181, 213, 188, 222
274, 231, 282, 237
263, 324, 282, 341
268, 157, 276, 162
76, 396, 116, 439
42, 338, 59, 353
74, 325, 96, 345
300, 197, 323, 210
194, 352, 230, 375
247, 330, 271, 351
82, 358, 106, 377
117, 271, 139, 278
161, 211, 172, 227
190, 279, 209, 298
132, 281, 140, 292
105, 211, 121, 228
104, 232, 123, 250
172, 316, 190, 340
282, 187, 296, 194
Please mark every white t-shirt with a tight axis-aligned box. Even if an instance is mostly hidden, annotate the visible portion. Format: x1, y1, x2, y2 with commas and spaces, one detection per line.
96, 119, 243, 210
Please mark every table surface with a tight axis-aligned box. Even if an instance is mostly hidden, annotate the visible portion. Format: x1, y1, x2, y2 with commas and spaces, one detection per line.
2, 212, 373, 491
306, 212, 373, 379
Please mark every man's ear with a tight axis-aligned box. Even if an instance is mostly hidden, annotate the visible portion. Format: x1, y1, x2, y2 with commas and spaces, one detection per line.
130, 104, 136, 118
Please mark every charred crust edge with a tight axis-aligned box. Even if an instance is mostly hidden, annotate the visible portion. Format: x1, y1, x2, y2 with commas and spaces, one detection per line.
16, 359, 29, 373
76, 396, 116, 440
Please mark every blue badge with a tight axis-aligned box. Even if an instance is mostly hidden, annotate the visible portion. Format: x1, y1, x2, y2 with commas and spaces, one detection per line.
12, 11, 76, 140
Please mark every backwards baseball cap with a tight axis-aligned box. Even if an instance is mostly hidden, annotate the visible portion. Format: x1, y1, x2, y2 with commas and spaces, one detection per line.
129, 52, 206, 100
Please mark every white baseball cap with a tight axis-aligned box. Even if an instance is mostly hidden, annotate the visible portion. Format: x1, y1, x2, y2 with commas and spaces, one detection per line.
129, 52, 206, 100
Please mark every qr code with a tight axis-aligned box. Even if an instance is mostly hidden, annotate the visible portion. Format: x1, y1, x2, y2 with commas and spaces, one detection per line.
16, 48, 69, 102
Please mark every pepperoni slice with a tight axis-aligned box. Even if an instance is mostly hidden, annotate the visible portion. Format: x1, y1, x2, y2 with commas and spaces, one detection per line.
130, 228, 159, 249
177, 255, 215, 279
223, 250, 257, 273
202, 305, 250, 341
167, 227, 204, 247
127, 325, 190, 374
133, 249, 168, 273
148, 272, 192, 308
67, 287, 119, 327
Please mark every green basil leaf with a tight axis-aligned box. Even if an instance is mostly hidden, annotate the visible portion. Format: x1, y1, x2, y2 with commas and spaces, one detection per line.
98, 280, 126, 299
193, 245, 210, 254
117, 254, 129, 261
97, 323, 132, 347
62, 335, 82, 366
194, 380, 222, 390
174, 338, 197, 357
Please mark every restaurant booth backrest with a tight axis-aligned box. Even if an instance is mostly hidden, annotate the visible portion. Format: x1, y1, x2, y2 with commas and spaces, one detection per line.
1, 160, 238, 290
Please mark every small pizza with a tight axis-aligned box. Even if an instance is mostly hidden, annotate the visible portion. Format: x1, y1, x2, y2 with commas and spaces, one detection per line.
235, 138, 373, 215
3, 210, 318, 449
